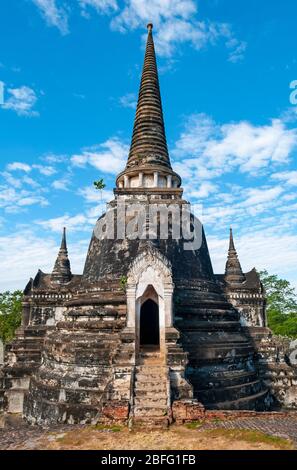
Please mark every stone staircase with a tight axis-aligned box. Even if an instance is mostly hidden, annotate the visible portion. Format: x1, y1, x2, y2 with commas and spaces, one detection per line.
130, 348, 171, 427
0, 325, 47, 413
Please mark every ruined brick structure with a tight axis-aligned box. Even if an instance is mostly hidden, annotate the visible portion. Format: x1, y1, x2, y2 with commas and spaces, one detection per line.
1, 24, 296, 425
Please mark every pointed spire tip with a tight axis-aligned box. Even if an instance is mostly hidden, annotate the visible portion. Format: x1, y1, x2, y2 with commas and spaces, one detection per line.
51, 226, 72, 284
124, 19, 172, 171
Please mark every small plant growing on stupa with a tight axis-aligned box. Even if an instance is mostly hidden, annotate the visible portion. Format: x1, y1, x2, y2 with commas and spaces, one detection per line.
94, 178, 106, 206
120, 275, 128, 292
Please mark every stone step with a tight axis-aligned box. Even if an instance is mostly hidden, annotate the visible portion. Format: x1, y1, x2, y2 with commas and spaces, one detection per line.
131, 416, 170, 429
135, 368, 167, 374
136, 365, 167, 371
134, 386, 167, 394
197, 379, 262, 403
139, 351, 160, 357
135, 378, 167, 389
134, 397, 167, 407
135, 379, 166, 386
133, 406, 168, 417
22, 327, 48, 338
6, 353, 41, 363
132, 364, 169, 421
138, 359, 164, 366
205, 388, 269, 410
134, 376, 167, 385
189, 370, 258, 389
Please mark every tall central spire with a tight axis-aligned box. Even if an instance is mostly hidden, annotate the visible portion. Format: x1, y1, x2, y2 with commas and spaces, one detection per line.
126, 23, 171, 170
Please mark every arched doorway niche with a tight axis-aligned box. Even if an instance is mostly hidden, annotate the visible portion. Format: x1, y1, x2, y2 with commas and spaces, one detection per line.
126, 248, 174, 362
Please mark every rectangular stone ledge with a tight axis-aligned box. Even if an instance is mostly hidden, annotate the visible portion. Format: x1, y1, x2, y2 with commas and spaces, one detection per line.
114, 188, 183, 196
172, 400, 297, 424
6, 389, 25, 413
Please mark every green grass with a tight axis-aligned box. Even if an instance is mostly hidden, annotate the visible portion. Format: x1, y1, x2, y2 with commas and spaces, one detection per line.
210, 417, 224, 424
204, 428, 294, 450
94, 424, 122, 432
185, 420, 204, 429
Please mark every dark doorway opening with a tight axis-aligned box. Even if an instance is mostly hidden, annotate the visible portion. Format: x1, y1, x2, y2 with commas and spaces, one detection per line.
140, 299, 160, 348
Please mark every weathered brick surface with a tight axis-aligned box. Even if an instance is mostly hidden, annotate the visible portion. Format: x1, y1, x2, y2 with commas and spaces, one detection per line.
172, 400, 205, 424
101, 402, 129, 422
172, 399, 297, 425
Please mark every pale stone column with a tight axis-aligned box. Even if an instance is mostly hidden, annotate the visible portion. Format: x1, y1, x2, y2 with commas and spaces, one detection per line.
124, 175, 130, 188
167, 174, 172, 188
126, 285, 136, 327
138, 172, 144, 187
164, 285, 174, 327
153, 171, 159, 187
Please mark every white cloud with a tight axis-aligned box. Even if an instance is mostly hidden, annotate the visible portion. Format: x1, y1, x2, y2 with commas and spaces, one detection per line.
199, 184, 286, 228
36, 213, 91, 233
71, 138, 129, 174
241, 187, 284, 208
173, 114, 297, 178
6, 162, 31, 172
31, 0, 246, 61
0, 231, 88, 291
52, 175, 72, 190
1, 172, 23, 188
111, 0, 196, 33
227, 38, 247, 63
18, 196, 48, 207
2, 86, 39, 117
32, 0, 69, 35
0, 163, 52, 212
208, 229, 297, 289
78, 186, 114, 203
271, 171, 297, 186
111, 0, 244, 59
188, 181, 218, 199
22, 176, 41, 188
119, 92, 137, 109
1, 172, 41, 190
32, 164, 57, 176
79, 0, 118, 15
6, 162, 56, 176
42, 153, 68, 163
0, 186, 49, 212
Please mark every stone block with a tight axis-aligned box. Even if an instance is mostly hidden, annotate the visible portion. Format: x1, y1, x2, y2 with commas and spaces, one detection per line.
7, 389, 24, 413
101, 401, 129, 422
172, 400, 205, 424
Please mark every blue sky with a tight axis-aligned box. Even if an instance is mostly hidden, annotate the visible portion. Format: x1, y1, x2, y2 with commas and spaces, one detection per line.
1, 0, 297, 292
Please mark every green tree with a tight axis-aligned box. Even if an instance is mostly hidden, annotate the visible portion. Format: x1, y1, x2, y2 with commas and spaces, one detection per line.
259, 270, 297, 338
260, 270, 297, 314
0, 291, 23, 343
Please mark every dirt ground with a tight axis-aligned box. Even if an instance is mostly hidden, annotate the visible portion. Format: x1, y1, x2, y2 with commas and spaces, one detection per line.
0, 418, 295, 451
40, 426, 294, 451
1, 414, 296, 450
